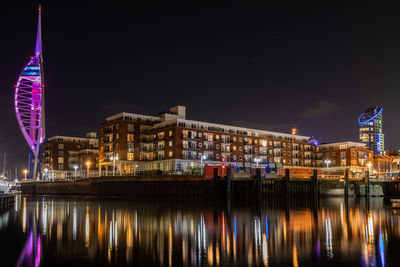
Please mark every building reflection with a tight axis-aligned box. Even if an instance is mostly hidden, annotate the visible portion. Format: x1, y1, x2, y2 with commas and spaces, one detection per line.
12, 196, 397, 266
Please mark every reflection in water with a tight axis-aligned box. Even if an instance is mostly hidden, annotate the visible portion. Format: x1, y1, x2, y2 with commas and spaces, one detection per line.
1, 196, 399, 266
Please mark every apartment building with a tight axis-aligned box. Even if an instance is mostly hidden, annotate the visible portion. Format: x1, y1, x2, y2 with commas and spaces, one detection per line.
99, 106, 318, 174
316, 141, 373, 173
42, 132, 99, 179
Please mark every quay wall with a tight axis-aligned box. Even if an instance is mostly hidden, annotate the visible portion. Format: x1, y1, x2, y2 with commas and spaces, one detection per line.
20, 176, 400, 198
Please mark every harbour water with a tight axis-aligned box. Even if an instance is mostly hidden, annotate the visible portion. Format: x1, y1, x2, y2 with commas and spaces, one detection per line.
1, 195, 399, 266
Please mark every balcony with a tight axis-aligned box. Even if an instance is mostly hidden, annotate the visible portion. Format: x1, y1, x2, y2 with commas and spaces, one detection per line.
244, 150, 253, 155
203, 147, 215, 152
156, 147, 165, 151
104, 128, 114, 134
182, 145, 197, 151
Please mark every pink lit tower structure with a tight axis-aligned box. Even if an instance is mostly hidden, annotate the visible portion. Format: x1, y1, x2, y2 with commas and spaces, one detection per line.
14, 6, 45, 179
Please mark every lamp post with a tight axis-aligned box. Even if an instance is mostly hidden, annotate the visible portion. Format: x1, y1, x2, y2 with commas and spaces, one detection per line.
367, 162, 372, 173
254, 158, 261, 168
23, 169, 28, 180
200, 154, 206, 176
111, 154, 118, 176
74, 165, 78, 180
86, 161, 91, 178
44, 168, 48, 181
324, 159, 331, 169
291, 126, 297, 178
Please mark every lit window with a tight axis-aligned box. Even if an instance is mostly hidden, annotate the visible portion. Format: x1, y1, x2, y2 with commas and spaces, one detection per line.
127, 134, 134, 142
127, 153, 134, 160
233, 146, 237, 151
169, 151, 173, 157
169, 141, 172, 146
169, 131, 173, 136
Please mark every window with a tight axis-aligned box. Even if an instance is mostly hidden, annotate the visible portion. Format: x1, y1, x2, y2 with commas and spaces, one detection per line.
216, 154, 220, 159
116, 133, 119, 140
233, 155, 237, 160
332, 152, 336, 156
233, 136, 237, 142
169, 141, 172, 147
239, 156, 242, 160
58, 157, 64, 164
288, 151, 291, 156
128, 124, 134, 132
239, 137, 243, 142
169, 131, 173, 136
283, 159, 286, 164
127, 134, 134, 142
127, 153, 134, 160
198, 143, 202, 147
283, 151, 286, 156
239, 147, 243, 151
169, 151, 173, 157
283, 143, 286, 148
233, 146, 237, 151
216, 135, 219, 140
216, 144, 220, 149
58, 144, 64, 149
255, 148, 258, 153
352, 151, 356, 156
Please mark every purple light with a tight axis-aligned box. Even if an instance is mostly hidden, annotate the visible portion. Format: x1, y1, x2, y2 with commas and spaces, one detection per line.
14, 6, 45, 178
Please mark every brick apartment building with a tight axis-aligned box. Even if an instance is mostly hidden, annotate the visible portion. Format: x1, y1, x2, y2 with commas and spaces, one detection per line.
99, 106, 320, 175
42, 132, 99, 179
316, 141, 373, 173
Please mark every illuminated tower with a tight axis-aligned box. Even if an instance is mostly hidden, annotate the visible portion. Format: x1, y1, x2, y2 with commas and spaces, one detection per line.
14, 6, 45, 179
358, 106, 384, 155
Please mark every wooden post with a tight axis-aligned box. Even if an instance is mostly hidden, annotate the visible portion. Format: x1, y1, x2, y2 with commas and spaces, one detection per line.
256, 168, 261, 196
227, 168, 232, 195
344, 170, 349, 198
213, 168, 218, 181
285, 168, 290, 195
312, 169, 318, 197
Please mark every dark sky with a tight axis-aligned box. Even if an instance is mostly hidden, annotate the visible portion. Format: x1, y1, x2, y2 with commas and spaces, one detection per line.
1, 1, 400, 172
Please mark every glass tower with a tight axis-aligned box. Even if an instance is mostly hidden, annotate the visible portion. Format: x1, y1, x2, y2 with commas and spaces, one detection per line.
358, 106, 384, 155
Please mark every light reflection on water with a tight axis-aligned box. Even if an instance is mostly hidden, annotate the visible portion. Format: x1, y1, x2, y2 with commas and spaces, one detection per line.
1, 196, 400, 266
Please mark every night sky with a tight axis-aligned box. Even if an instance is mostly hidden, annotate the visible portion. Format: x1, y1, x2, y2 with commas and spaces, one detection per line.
1, 1, 400, 174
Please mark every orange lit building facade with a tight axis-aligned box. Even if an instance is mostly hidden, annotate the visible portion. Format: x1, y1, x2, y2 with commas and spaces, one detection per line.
316, 141, 373, 173
98, 106, 319, 174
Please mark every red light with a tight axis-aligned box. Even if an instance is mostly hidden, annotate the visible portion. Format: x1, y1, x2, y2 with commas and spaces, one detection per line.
30, 56, 33, 59
38, 7, 41, 12
222, 166, 225, 169
42, 84, 45, 88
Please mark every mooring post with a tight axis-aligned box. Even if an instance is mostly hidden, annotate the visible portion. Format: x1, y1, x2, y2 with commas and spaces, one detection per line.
366, 170, 370, 197
227, 168, 232, 195
312, 169, 318, 197
256, 168, 261, 196
285, 168, 290, 195
213, 167, 218, 181
344, 170, 349, 198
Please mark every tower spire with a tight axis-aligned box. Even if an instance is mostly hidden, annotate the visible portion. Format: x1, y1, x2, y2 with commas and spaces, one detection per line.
35, 5, 42, 57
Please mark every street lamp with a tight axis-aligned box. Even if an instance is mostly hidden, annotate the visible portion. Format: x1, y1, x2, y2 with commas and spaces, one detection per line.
254, 158, 261, 168
291, 126, 297, 178
110, 154, 119, 176
367, 162, 372, 173
44, 168, 48, 181
324, 159, 331, 169
200, 154, 207, 176
86, 161, 91, 178
74, 165, 78, 180
23, 169, 28, 180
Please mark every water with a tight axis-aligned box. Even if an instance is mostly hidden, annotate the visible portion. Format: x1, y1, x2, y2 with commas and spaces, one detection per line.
1, 195, 399, 267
